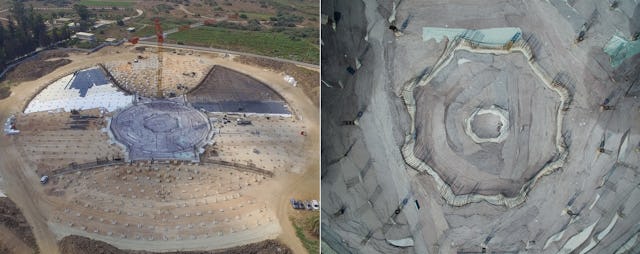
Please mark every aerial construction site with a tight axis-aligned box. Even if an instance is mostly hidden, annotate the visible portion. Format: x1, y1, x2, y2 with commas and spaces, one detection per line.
0, 36, 319, 253
321, 0, 639, 253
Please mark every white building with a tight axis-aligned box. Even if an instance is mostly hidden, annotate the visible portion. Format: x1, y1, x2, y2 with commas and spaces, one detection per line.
54, 17, 72, 25
75, 32, 96, 42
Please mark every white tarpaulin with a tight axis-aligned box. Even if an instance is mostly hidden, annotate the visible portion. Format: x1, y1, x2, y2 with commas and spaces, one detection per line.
25, 67, 133, 113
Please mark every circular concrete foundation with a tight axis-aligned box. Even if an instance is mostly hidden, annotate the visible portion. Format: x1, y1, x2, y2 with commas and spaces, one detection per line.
110, 100, 212, 161
464, 105, 509, 143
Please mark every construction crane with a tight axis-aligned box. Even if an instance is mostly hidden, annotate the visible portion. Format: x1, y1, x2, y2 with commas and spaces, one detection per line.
154, 18, 164, 98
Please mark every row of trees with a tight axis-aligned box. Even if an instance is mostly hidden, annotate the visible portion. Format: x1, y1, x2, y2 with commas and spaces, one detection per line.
0, 1, 73, 71
270, 11, 305, 27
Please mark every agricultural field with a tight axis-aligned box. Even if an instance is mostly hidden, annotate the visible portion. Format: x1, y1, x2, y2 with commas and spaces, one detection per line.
79, 0, 320, 64
78, 0, 135, 7
168, 26, 318, 63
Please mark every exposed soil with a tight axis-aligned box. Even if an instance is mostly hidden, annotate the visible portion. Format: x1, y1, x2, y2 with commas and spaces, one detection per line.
233, 56, 319, 107
188, 65, 285, 103
0, 197, 38, 253
58, 235, 292, 254
37, 50, 71, 60
289, 211, 319, 253
3, 50, 73, 83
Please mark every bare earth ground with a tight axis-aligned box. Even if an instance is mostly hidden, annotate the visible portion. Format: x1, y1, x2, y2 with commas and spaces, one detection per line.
234, 56, 320, 107
0, 44, 318, 254
59, 235, 291, 254
0, 197, 38, 254
1, 50, 74, 83
104, 50, 215, 97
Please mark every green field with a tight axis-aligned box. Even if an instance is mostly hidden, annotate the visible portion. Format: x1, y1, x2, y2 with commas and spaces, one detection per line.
242, 12, 273, 21
78, 0, 134, 7
291, 215, 319, 254
267, 0, 317, 17
129, 15, 193, 37
167, 26, 318, 64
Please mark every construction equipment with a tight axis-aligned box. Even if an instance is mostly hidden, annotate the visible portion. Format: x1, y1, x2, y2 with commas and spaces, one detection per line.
154, 18, 164, 98
353, 111, 363, 125
342, 111, 363, 126
576, 10, 599, 43
128, 37, 139, 44
504, 32, 521, 50
600, 104, 615, 112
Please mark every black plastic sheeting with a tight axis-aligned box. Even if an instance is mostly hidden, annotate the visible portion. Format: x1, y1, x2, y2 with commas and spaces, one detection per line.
67, 68, 110, 97
192, 101, 290, 114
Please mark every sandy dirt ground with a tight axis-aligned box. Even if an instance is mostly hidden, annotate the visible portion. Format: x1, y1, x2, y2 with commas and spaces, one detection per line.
0, 44, 318, 254
0, 224, 34, 254
0, 197, 38, 254
1, 49, 77, 83
14, 121, 123, 175
321, 0, 639, 253
58, 235, 292, 254
104, 50, 215, 97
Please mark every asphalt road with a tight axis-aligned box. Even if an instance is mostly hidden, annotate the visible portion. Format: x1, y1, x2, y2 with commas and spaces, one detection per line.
134, 40, 319, 69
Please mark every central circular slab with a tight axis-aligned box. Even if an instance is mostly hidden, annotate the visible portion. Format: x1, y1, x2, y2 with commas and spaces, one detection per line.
464, 106, 509, 143
110, 100, 211, 161
144, 114, 179, 133
471, 113, 502, 138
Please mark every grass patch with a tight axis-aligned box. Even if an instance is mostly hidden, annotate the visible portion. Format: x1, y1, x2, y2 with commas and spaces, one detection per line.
242, 12, 273, 21
167, 26, 318, 64
291, 214, 319, 254
132, 16, 193, 37
125, 19, 192, 37
78, 0, 134, 7
267, 0, 317, 17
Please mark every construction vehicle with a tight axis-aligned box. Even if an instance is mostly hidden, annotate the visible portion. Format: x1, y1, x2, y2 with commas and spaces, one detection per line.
342, 111, 363, 126
128, 37, 139, 44
353, 111, 363, 125
236, 119, 252, 125
600, 104, 615, 111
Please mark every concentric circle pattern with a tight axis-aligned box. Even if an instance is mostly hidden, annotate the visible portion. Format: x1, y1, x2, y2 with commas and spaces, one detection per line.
110, 100, 211, 161
413, 50, 559, 197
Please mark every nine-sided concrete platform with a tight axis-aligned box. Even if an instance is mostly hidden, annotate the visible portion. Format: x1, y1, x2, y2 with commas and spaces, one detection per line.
110, 100, 213, 162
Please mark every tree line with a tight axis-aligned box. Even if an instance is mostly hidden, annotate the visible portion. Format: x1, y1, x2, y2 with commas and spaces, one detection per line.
0, 1, 72, 71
